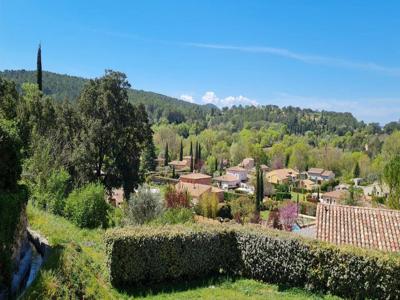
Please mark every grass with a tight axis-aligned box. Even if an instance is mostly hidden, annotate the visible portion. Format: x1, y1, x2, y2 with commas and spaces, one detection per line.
23, 204, 340, 300
291, 191, 308, 201
260, 210, 270, 220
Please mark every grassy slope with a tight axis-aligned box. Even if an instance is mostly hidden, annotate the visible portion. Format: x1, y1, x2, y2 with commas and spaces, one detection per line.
24, 205, 340, 300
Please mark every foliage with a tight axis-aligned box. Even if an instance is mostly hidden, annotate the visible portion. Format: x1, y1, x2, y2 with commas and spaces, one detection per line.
37, 44, 42, 91
124, 184, 164, 225
64, 182, 109, 228
164, 184, 191, 208
106, 224, 400, 299
197, 193, 219, 218
230, 196, 255, 224
152, 208, 194, 225
0, 118, 22, 192
383, 155, 400, 209
141, 136, 157, 173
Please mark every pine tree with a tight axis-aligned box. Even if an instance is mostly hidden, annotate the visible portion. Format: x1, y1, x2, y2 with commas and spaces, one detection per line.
179, 139, 183, 161
164, 143, 169, 166
198, 143, 201, 161
37, 43, 43, 91
255, 167, 261, 212
172, 165, 176, 178
194, 141, 199, 169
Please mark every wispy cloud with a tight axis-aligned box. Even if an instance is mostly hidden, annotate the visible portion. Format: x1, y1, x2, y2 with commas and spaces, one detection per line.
184, 43, 400, 76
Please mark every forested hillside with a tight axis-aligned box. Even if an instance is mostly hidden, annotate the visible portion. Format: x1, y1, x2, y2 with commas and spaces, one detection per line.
1, 69, 364, 134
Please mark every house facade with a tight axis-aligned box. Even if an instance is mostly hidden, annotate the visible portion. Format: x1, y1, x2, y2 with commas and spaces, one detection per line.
265, 168, 299, 185
226, 166, 248, 182
175, 182, 224, 203
179, 173, 212, 185
321, 190, 348, 205
213, 174, 240, 189
307, 168, 335, 183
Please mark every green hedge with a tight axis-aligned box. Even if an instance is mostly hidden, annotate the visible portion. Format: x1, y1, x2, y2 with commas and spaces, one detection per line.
105, 225, 400, 299
105, 225, 239, 288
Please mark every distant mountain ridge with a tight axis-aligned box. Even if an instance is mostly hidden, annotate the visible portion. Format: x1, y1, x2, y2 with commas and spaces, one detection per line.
0, 69, 362, 134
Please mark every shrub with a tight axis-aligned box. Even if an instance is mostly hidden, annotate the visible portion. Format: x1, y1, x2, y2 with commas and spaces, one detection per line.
197, 193, 219, 219
152, 208, 194, 225
164, 184, 191, 208
105, 225, 400, 299
64, 183, 109, 228
299, 201, 317, 216
278, 201, 298, 230
217, 203, 232, 219
230, 196, 254, 224
105, 225, 239, 289
124, 184, 164, 225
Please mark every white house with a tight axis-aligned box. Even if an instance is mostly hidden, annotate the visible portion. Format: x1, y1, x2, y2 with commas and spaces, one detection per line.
226, 166, 248, 182
362, 182, 389, 199
213, 174, 240, 189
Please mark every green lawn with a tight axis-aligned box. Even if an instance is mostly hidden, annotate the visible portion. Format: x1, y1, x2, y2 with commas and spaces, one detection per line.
23, 204, 340, 300
291, 191, 308, 201
260, 210, 270, 220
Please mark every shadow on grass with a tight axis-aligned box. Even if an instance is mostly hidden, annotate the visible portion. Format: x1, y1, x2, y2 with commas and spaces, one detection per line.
116, 274, 240, 297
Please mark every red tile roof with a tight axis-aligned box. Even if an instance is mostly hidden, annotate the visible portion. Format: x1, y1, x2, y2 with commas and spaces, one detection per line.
316, 204, 400, 252
179, 173, 212, 180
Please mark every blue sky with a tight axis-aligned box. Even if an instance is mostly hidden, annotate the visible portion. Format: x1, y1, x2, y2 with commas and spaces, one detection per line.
1, 0, 400, 124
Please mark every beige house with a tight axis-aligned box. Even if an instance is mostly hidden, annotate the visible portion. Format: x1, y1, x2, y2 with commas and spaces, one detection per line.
226, 166, 248, 182
321, 190, 349, 205
307, 168, 335, 183
299, 179, 318, 191
179, 173, 212, 185
265, 168, 299, 185
214, 174, 240, 189
239, 158, 255, 170
175, 182, 224, 203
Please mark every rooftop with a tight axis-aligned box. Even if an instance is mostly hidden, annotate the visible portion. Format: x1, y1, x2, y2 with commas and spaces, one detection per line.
175, 182, 211, 198
316, 204, 400, 252
227, 166, 247, 172
180, 173, 212, 180
308, 168, 324, 174
213, 174, 239, 182
266, 168, 299, 180
322, 190, 348, 199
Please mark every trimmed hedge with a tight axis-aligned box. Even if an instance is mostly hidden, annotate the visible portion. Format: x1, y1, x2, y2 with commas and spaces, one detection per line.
105, 225, 400, 299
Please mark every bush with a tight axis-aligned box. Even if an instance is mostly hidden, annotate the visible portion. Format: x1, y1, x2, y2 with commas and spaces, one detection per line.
124, 184, 164, 225
299, 201, 317, 216
197, 193, 219, 218
106, 225, 400, 299
64, 183, 109, 228
230, 196, 255, 224
105, 225, 239, 289
217, 203, 232, 219
152, 208, 194, 225
164, 185, 191, 208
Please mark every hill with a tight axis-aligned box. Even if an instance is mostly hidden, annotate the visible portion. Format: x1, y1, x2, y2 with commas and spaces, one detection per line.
0, 69, 361, 134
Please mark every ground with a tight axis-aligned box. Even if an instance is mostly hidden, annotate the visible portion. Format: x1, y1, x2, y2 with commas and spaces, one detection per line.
23, 204, 340, 300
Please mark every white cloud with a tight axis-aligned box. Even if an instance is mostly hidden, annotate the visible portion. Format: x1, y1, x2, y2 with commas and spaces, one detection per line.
201, 91, 258, 107
180, 94, 195, 103
185, 43, 400, 77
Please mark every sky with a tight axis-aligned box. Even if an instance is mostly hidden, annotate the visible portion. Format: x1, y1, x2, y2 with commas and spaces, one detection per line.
1, 0, 400, 124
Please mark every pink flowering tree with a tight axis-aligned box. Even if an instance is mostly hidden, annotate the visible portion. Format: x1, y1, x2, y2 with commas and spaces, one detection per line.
279, 201, 298, 231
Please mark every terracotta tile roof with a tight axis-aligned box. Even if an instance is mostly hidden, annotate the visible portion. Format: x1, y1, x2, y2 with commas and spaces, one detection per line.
266, 168, 299, 180
175, 182, 211, 198
308, 168, 324, 174
213, 174, 239, 182
321, 170, 335, 177
322, 190, 348, 200
316, 204, 400, 252
179, 173, 212, 180
168, 160, 187, 167
227, 166, 247, 172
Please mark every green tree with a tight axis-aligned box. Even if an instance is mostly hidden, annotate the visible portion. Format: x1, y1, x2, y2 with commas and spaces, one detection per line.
37, 43, 42, 91
74, 70, 150, 197
141, 137, 157, 172
383, 156, 400, 209
353, 161, 360, 178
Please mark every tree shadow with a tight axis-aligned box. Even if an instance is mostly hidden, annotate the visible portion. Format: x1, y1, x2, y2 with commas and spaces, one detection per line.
116, 274, 240, 297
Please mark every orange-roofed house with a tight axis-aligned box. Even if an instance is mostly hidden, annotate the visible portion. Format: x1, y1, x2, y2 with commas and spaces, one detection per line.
179, 173, 212, 185
316, 204, 400, 252
265, 168, 299, 185
175, 182, 224, 203
321, 190, 349, 205
307, 168, 335, 183
168, 160, 188, 170
213, 174, 241, 189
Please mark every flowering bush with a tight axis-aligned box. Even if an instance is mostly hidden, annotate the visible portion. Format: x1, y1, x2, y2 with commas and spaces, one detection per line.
164, 185, 191, 208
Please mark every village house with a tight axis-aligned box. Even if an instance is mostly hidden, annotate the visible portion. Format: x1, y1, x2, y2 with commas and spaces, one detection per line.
179, 173, 212, 185
321, 190, 349, 205
239, 158, 255, 171
260, 164, 269, 173
334, 183, 350, 191
213, 174, 240, 189
265, 168, 299, 185
168, 160, 188, 170
299, 179, 318, 191
316, 204, 400, 252
361, 181, 390, 200
226, 166, 248, 182
175, 181, 224, 203
307, 168, 335, 183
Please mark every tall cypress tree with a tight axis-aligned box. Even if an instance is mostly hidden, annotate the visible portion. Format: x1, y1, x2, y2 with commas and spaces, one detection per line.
189, 140, 193, 172
164, 143, 169, 166
37, 43, 43, 91
198, 143, 201, 161
179, 139, 183, 161
214, 157, 218, 173
255, 167, 261, 212
194, 141, 199, 167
